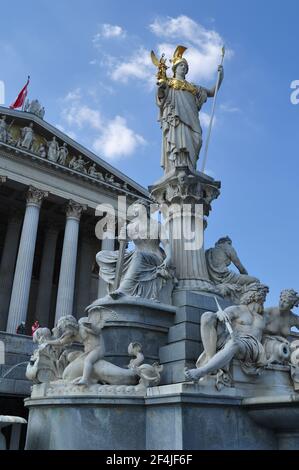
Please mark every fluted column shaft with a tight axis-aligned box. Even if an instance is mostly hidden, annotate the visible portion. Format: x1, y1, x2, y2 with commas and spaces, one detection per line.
6, 187, 48, 333
0, 213, 23, 331
35, 227, 59, 327
55, 200, 86, 323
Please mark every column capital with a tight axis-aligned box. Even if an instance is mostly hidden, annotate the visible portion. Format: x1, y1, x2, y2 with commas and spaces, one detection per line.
66, 200, 87, 221
26, 186, 48, 207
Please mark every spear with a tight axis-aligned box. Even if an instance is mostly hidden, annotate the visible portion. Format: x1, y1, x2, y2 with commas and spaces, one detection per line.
214, 295, 234, 338
201, 46, 225, 174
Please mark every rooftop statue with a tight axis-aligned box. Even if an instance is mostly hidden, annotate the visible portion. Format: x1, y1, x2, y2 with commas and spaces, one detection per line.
58, 143, 68, 165
151, 45, 224, 175
46, 136, 59, 162
24, 99, 45, 119
0, 116, 7, 143
18, 122, 34, 150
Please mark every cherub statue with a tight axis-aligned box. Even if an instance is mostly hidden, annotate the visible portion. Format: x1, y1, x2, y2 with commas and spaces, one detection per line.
26, 316, 78, 383
46, 309, 163, 389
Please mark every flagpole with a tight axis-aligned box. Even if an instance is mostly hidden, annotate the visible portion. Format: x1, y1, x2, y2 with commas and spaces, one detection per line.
22, 76, 30, 111
201, 47, 225, 174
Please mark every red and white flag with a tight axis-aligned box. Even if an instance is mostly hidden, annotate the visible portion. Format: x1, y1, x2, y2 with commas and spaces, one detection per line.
10, 76, 30, 110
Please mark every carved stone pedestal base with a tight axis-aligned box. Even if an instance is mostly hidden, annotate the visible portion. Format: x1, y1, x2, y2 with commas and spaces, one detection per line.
25, 378, 299, 449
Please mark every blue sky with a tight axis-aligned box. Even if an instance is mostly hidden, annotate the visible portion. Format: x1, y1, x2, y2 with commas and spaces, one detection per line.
1, 0, 299, 306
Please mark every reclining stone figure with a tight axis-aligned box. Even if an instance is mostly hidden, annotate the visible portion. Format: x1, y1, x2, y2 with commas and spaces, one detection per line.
184, 283, 269, 384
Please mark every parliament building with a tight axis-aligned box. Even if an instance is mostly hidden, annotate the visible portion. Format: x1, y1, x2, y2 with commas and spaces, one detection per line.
0, 103, 148, 424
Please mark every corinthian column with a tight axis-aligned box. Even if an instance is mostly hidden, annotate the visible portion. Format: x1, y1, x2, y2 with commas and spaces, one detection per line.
55, 200, 86, 323
34, 225, 60, 327
6, 187, 48, 333
0, 212, 23, 331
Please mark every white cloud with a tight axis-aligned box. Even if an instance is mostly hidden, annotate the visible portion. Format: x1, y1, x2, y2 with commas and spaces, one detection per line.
220, 103, 240, 113
110, 47, 155, 85
92, 115, 146, 161
55, 124, 77, 140
109, 15, 232, 86
58, 90, 145, 161
93, 24, 126, 42
60, 90, 102, 130
200, 112, 215, 129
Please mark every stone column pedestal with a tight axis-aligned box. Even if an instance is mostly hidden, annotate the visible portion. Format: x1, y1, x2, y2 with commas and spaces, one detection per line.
6, 187, 48, 334
149, 169, 221, 294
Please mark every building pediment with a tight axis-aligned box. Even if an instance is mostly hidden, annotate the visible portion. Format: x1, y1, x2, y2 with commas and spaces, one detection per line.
0, 106, 149, 200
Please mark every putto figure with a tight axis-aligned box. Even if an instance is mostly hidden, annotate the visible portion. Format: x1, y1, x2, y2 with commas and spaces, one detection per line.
151, 45, 224, 175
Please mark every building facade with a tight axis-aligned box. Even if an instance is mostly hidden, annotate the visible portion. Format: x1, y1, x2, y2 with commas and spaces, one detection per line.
0, 105, 149, 423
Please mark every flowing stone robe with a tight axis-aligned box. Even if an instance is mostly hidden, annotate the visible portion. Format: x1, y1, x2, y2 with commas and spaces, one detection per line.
157, 83, 208, 174
97, 239, 166, 301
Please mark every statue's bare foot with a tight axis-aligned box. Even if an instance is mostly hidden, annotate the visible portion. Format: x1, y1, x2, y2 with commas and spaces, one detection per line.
184, 367, 204, 382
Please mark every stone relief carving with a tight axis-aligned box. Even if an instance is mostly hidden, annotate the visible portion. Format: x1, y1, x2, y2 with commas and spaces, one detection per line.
46, 136, 60, 162
58, 143, 68, 165
0, 116, 7, 143
0, 116, 134, 193
69, 155, 87, 173
26, 310, 163, 392
18, 122, 34, 150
